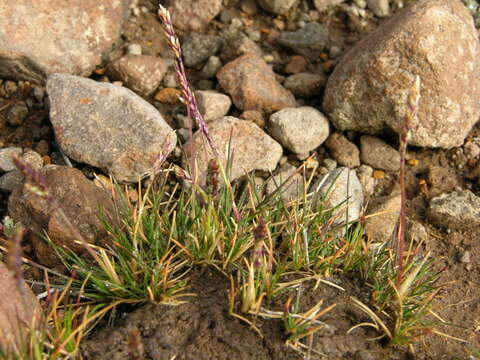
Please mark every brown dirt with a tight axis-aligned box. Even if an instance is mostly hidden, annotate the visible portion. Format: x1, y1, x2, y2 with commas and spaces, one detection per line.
81, 267, 410, 360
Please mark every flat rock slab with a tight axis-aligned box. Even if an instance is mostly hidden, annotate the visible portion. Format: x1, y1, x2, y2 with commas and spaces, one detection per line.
183, 116, 283, 186
8, 166, 116, 266
217, 54, 297, 114
47, 74, 176, 183
323, 0, 480, 148
0, 0, 128, 83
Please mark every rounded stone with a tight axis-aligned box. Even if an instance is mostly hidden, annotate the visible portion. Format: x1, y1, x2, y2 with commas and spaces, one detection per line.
269, 107, 330, 155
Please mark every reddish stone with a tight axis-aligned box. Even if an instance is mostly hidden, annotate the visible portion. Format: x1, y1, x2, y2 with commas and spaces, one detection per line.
217, 54, 297, 114
284, 55, 307, 74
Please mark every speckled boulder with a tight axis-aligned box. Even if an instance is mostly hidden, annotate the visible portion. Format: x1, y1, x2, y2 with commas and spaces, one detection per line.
182, 116, 283, 186
0, 0, 128, 83
47, 74, 176, 182
323, 0, 480, 148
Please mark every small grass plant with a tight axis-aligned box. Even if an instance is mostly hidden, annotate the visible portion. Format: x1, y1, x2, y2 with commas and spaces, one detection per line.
0, 5, 448, 359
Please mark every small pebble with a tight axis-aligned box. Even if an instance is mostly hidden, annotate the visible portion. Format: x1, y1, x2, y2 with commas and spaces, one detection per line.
241, 0, 258, 15
263, 54, 275, 63
34, 139, 50, 156
42, 155, 51, 165
162, 72, 178, 88
32, 86, 46, 103
464, 141, 480, 159
0, 147, 23, 172
132, 6, 141, 17
173, 146, 182, 158
4, 81, 17, 96
127, 43, 142, 55
7, 103, 29, 126
323, 158, 337, 171
201, 56, 223, 79
177, 128, 190, 142
247, 30, 262, 42
154, 88, 181, 104
230, 18, 243, 29
460, 250, 471, 264
284, 55, 307, 74
329, 45, 343, 58
373, 170, 385, 179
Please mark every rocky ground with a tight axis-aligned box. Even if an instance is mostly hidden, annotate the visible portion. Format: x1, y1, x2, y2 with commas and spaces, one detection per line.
0, 0, 480, 359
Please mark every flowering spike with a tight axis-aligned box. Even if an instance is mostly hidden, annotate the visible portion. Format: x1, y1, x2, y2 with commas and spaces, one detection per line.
158, 5, 218, 156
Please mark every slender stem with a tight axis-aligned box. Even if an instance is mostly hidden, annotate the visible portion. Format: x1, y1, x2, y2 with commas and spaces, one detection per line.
395, 76, 420, 289
157, 5, 219, 165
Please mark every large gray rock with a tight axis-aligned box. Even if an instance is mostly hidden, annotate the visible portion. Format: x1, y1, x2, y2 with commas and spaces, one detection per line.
182, 116, 283, 186
323, 0, 480, 148
310, 167, 364, 226
8, 166, 116, 266
0, 0, 128, 83
47, 74, 176, 182
428, 189, 480, 230
268, 107, 330, 155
